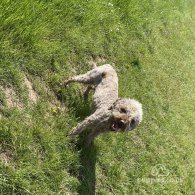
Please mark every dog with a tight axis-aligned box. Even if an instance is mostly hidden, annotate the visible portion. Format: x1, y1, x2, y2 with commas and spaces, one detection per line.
63, 64, 143, 145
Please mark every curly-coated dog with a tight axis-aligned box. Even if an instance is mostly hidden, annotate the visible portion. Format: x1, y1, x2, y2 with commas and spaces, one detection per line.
63, 64, 143, 145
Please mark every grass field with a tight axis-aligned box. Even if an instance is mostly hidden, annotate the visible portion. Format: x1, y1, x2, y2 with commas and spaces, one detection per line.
0, 0, 195, 194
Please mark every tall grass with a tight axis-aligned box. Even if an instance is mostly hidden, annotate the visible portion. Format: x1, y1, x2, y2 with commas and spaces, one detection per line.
0, 0, 195, 194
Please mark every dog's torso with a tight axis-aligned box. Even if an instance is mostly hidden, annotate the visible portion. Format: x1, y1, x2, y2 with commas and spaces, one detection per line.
92, 64, 118, 111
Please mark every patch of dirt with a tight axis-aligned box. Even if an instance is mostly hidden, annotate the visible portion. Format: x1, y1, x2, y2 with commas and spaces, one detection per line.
0, 144, 12, 166
24, 76, 39, 104
4, 87, 23, 109
0, 101, 3, 111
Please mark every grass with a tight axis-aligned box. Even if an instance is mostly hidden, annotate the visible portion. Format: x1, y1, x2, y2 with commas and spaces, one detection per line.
0, 0, 195, 194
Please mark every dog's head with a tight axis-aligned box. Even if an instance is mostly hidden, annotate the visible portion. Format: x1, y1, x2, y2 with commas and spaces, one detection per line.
109, 98, 143, 132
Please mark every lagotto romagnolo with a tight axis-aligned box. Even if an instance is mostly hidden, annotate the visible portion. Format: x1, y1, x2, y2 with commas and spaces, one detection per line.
63, 64, 143, 145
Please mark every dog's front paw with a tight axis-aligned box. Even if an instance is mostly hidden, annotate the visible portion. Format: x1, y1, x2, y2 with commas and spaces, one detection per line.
61, 79, 71, 86
69, 127, 78, 137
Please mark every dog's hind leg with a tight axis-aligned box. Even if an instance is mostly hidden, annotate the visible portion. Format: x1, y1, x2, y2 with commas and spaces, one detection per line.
62, 68, 103, 86
83, 85, 95, 100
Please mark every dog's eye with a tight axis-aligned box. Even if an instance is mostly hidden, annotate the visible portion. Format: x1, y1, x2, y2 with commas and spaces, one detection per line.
120, 108, 127, 113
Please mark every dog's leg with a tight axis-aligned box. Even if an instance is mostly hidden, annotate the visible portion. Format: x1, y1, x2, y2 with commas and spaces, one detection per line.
83, 85, 95, 100
63, 68, 102, 86
69, 109, 106, 136
69, 113, 99, 136
85, 129, 101, 145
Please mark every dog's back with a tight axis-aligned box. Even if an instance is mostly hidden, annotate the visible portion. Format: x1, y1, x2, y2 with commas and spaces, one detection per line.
92, 64, 118, 110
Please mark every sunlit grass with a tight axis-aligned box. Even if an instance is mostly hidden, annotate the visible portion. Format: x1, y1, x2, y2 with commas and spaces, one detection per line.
0, 0, 195, 194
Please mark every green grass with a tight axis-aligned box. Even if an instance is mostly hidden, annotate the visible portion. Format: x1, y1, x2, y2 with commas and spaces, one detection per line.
0, 0, 195, 194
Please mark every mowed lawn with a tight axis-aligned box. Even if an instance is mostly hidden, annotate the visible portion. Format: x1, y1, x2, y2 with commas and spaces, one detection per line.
0, 0, 195, 194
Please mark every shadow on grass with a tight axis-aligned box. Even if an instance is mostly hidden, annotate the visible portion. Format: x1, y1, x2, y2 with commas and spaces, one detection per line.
59, 87, 97, 194
77, 139, 97, 195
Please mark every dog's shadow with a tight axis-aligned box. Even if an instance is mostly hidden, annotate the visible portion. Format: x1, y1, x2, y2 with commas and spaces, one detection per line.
59, 86, 97, 194
77, 138, 97, 195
